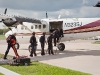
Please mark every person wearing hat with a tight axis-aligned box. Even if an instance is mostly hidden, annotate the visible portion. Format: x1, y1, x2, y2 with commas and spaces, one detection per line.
30, 32, 37, 57
39, 32, 46, 56
3, 32, 19, 59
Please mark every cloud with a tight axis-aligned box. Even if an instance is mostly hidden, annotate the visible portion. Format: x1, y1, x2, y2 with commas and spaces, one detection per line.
0, 0, 85, 11
0, 0, 100, 19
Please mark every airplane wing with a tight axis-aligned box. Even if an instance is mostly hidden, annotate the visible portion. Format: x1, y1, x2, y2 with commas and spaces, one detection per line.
0, 14, 42, 24
0, 8, 42, 27
14, 16, 41, 24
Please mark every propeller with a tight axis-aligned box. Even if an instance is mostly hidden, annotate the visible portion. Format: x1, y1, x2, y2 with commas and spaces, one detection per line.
0, 8, 7, 22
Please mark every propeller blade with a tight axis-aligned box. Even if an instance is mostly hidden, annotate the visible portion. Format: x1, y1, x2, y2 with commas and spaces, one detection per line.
4, 8, 7, 14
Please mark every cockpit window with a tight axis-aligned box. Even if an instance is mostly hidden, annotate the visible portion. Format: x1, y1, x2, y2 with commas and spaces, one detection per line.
43, 24, 46, 28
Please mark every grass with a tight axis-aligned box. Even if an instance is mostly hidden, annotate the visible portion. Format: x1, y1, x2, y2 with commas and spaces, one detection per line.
0, 35, 5, 40
0, 54, 5, 58
93, 41, 100, 44
0, 73, 4, 75
0, 53, 91, 75
0, 62, 91, 75
1, 62, 91, 75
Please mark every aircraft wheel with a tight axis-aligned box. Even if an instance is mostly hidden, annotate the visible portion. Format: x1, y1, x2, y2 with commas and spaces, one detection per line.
15, 43, 20, 49
57, 43, 65, 51
28, 45, 32, 53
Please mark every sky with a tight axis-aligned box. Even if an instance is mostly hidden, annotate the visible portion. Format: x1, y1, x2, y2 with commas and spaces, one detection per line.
0, 0, 100, 28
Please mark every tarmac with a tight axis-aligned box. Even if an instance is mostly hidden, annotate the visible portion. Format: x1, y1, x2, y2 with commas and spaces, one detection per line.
0, 39, 100, 75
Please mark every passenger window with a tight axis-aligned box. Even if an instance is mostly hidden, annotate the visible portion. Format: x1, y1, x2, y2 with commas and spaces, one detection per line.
43, 24, 46, 28
25, 26, 27, 30
21, 26, 24, 30
39, 25, 41, 29
31, 25, 33, 29
35, 25, 37, 29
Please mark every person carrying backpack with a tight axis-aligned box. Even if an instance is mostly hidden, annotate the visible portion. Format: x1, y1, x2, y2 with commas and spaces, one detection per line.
3, 32, 19, 59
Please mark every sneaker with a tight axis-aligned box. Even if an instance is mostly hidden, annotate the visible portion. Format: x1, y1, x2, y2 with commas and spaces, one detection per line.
34, 54, 37, 56
3, 57, 7, 59
30, 55, 33, 57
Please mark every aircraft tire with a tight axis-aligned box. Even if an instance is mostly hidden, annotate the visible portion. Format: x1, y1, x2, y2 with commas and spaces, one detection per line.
28, 45, 32, 53
57, 43, 65, 51
15, 43, 20, 49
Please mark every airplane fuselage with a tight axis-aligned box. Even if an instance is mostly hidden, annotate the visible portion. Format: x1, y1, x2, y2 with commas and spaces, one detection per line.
11, 18, 100, 42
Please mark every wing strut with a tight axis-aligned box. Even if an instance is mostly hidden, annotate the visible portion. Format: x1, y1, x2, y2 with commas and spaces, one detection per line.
21, 24, 33, 33
20, 23, 40, 43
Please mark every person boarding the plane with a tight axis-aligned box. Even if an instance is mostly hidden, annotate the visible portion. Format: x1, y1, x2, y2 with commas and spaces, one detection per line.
53, 29, 60, 46
39, 32, 46, 56
30, 32, 37, 57
56, 29, 60, 43
3, 32, 19, 59
47, 33, 54, 55
60, 29, 64, 37
59, 29, 64, 41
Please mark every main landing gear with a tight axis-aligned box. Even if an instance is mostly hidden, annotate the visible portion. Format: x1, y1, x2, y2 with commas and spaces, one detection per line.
57, 43, 65, 51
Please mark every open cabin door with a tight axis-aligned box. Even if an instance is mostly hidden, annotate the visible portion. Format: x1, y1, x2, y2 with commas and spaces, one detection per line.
49, 21, 63, 33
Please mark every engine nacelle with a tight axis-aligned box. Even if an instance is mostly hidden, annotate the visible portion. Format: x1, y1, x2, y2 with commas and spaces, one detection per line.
2, 18, 18, 27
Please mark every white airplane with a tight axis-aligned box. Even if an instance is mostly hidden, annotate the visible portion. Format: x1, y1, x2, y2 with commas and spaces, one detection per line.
1, 7, 100, 51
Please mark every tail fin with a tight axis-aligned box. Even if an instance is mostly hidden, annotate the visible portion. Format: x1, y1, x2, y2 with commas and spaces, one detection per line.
46, 11, 48, 18
4, 8, 7, 14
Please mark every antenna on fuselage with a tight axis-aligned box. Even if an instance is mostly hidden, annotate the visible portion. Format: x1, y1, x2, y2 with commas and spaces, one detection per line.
58, 15, 61, 19
46, 11, 48, 18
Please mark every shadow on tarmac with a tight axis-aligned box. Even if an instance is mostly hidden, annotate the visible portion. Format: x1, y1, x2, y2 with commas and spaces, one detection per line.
30, 48, 100, 61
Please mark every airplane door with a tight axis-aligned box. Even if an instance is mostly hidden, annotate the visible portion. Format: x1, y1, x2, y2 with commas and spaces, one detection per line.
49, 21, 63, 33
